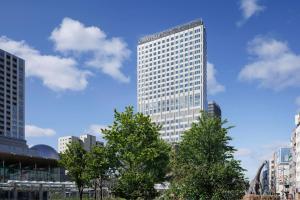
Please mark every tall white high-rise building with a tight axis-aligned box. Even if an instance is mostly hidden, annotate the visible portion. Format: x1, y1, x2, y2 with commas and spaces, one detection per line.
137, 20, 207, 142
0, 49, 25, 147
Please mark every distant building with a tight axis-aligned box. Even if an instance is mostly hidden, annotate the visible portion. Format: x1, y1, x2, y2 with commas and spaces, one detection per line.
292, 113, 300, 199
269, 154, 276, 194
274, 147, 290, 195
58, 136, 81, 153
207, 101, 221, 118
289, 124, 297, 197
261, 160, 270, 194
0, 49, 25, 148
58, 134, 98, 153
96, 141, 104, 146
80, 134, 96, 152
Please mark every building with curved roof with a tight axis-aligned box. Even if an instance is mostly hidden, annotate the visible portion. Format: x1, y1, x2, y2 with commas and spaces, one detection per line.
30, 144, 60, 160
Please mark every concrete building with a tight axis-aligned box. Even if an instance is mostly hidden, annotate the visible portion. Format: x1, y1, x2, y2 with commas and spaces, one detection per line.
96, 141, 104, 146
58, 136, 81, 153
269, 154, 276, 194
293, 113, 300, 199
58, 134, 97, 153
274, 147, 290, 196
0, 49, 72, 199
0, 49, 25, 148
80, 134, 96, 152
137, 20, 207, 142
208, 101, 221, 118
289, 124, 297, 198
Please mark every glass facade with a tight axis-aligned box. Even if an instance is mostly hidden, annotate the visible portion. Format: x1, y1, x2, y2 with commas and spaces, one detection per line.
0, 49, 25, 141
0, 164, 62, 182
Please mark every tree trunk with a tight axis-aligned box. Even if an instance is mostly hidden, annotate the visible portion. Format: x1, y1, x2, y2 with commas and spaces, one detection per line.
94, 181, 97, 200
100, 177, 103, 200
79, 188, 83, 200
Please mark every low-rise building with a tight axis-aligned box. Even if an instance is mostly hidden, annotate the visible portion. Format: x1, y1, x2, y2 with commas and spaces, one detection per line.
207, 101, 221, 118
58, 136, 81, 153
80, 134, 96, 152
269, 154, 276, 194
58, 134, 100, 153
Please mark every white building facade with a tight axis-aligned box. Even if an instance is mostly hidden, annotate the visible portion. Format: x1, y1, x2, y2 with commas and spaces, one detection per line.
137, 20, 207, 142
58, 134, 97, 153
294, 114, 300, 193
274, 147, 290, 195
58, 136, 81, 153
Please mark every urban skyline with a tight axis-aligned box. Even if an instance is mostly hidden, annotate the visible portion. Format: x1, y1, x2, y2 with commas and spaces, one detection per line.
0, 0, 299, 180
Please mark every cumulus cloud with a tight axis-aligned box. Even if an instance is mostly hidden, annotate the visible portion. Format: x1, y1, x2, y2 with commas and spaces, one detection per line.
235, 148, 252, 157
50, 18, 130, 83
239, 36, 300, 90
237, 0, 265, 26
207, 62, 225, 95
85, 124, 108, 142
0, 36, 91, 91
25, 124, 56, 137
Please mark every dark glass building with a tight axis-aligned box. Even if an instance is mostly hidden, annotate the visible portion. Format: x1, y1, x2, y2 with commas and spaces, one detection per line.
208, 101, 221, 118
0, 49, 25, 148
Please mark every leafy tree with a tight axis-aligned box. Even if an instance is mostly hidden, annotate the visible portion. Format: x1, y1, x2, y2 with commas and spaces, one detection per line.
59, 141, 88, 200
86, 145, 111, 200
102, 106, 171, 200
169, 112, 246, 200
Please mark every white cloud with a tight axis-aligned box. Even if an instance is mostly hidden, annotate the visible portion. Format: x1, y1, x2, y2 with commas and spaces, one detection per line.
85, 124, 108, 142
25, 124, 56, 137
207, 62, 225, 95
0, 36, 91, 91
237, 0, 265, 26
235, 148, 252, 157
50, 18, 130, 83
239, 36, 300, 90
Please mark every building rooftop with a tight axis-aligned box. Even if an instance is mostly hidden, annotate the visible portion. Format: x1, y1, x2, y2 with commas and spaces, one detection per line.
30, 144, 59, 160
138, 19, 204, 45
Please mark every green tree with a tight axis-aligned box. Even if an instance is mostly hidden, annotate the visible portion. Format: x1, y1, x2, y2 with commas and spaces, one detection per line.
86, 145, 111, 200
59, 141, 88, 200
169, 113, 246, 200
103, 106, 171, 200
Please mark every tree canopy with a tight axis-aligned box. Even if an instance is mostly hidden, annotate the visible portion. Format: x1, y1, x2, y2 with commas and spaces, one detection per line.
102, 106, 171, 200
169, 113, 246, 200
85, 145, 111, 200
59, 141, 88, 200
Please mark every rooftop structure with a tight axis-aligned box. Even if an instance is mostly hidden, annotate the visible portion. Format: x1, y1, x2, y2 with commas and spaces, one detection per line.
139, 19, 204, 44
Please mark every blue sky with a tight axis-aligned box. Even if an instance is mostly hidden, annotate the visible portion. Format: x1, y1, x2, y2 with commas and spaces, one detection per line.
0, 0, 300, 178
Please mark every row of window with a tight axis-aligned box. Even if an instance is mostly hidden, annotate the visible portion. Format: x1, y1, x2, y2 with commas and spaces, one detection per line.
140, 94, 202, 114
138, 71, 203, 86
138, 45, 203, 64
139, 28, 202, 50
139, 49, 202, 64
138, 39, 202, 56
